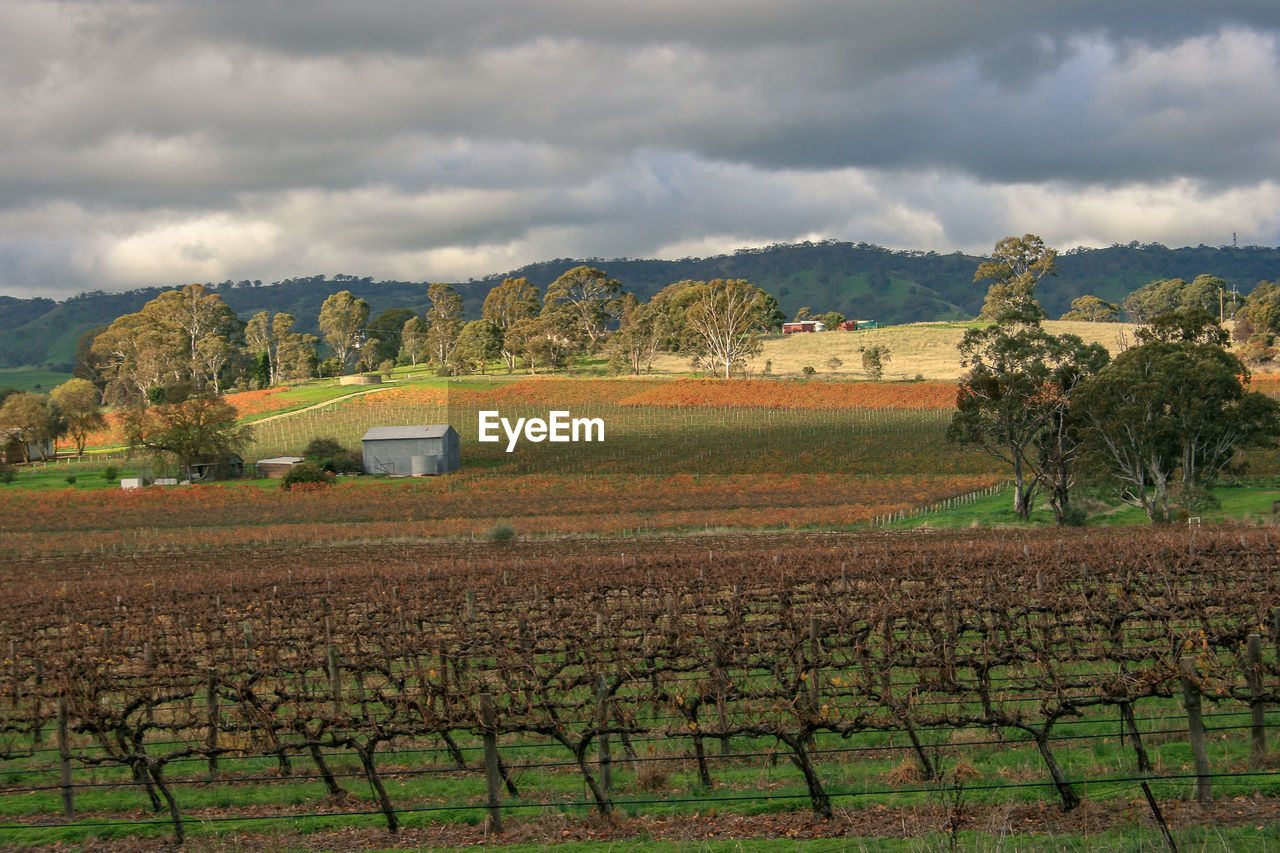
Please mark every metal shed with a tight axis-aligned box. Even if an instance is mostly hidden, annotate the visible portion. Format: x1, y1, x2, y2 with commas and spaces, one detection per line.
361, 425, 460, 476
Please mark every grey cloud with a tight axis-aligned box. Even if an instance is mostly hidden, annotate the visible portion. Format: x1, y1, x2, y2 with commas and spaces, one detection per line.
2, 0, 1280, 296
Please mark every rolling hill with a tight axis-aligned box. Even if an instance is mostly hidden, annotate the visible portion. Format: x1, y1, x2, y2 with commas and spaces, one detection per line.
1, 240, 1277, 370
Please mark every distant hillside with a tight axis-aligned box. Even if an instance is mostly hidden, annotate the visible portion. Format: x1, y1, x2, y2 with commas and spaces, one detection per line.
2, 241, 1278, 369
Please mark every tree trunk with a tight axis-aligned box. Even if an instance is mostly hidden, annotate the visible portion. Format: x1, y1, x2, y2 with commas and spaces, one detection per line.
353, 743, 400, 832
777, 732, 832, 819
1034, 730, 1079, 810
309, 743, 346, 797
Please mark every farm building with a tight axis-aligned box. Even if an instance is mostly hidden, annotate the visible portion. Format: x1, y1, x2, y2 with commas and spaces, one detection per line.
189, 454, 244, 481
1, 429, 54, 464
361, 425, 460, 476
838, 319, 879, 331
256, 456, 304, 478
782, 320, 827, 334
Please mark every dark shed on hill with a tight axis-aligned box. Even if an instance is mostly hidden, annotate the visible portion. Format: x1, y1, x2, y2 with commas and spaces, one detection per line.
361, 425, 460, 476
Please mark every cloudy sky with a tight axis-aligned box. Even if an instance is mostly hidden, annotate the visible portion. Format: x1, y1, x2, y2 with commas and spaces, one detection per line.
3, 1, 1280, 299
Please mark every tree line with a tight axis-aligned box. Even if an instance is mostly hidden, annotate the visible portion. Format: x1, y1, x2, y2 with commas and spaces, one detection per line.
59, 268, 789, 405
0, 270, 787, 476
5, 238, 1280, 519
950, 234, 1280, 525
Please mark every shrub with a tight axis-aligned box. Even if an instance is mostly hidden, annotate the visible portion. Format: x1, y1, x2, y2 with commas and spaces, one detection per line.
801, 365, 816, 377
485, 522, 516, 542
0, 464, 14, 484
102, 465, 118, 482
64, 474, 77, 485
281, 461, 334, 490
862, 344, 891, 380
302, 437, 361, 473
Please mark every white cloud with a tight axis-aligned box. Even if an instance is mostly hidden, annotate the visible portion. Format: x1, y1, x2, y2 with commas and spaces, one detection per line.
100, 214, 282, 286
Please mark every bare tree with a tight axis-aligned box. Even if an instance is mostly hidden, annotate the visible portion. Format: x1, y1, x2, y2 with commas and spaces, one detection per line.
685, 279, 768, 379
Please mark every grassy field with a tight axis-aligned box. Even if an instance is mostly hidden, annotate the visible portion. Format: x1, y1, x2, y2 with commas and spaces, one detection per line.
645, 320, 1141, 380
0, 366, 74, 393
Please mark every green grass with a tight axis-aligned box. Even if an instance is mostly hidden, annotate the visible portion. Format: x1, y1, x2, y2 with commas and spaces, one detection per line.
894, 481, 1280, 530
0, 366, 74, 393
0, 461, 141, 490
8, 710, 1280, 848
412, 827, 1280, 852
234, 380, 411, 423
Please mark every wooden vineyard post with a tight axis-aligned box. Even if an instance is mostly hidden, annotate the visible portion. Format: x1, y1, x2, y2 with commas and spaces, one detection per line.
1248, 634, 1267, 767
325, 616, 341, 718
596, 674, 613, 804
808, 616, 821, 711
206, 674, 220, 780
1179, 656, 1212, 806
32, 659, 43, 747
56, 695, 74, 819
7, 640, 17, 709
713, 660, 732, 756
1273, 610, 1280, 668
479, 693, 503, 835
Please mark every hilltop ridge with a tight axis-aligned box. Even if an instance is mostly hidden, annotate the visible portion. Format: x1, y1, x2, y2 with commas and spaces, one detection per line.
2, 240, 1277, 370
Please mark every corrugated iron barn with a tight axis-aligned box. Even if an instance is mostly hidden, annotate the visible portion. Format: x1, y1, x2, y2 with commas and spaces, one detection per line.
361, 425, 460, 476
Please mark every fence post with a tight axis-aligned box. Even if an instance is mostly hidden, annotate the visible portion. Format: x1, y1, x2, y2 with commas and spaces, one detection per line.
1179, 656, 1212, 806
32, 659, 43, 748
1249, 634, 1267, 767
206, 674, 220, 780
479, 693, 503, 835
325, 616, 341, 717
57, 695, 74, 819
596, 674, 613, 803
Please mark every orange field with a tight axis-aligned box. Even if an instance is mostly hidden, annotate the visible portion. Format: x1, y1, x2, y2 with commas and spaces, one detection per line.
0, 471, 1002, 553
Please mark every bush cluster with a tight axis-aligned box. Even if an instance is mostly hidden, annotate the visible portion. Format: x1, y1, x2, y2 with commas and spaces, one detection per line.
281, 461, 335, 490
302, 438, 361, 474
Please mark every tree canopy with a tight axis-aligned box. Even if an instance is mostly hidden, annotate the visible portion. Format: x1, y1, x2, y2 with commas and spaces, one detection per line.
975, 234, 1056, 322
541, 266, 624, 352
684, 279, 770, 379
123, 389, 252, 479
949, 323, 1108, 521
317, 291, 370, 373
1075, 309, 1280, 523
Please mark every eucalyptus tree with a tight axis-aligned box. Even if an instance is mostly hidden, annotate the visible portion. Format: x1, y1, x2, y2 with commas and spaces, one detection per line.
50, 378, 104, 457
318, 291, 370, 373
975, 234, 1056, 322
424, 283, 464, 367
483, 277, 542, 372
1075, 308, 1280, 522
685, 279, 771, 379
949, 322, 1109, 522
542, 266, 624, 352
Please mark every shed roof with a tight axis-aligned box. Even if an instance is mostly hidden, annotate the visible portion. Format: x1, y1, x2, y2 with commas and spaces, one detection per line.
257, 456, 305, 465
362, 425, 455, 441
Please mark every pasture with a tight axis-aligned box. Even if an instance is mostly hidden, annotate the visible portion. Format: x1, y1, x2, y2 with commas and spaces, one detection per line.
648, 320, 1142, 380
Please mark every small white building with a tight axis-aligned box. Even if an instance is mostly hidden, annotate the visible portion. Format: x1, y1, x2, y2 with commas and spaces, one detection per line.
256, 456, 305, 478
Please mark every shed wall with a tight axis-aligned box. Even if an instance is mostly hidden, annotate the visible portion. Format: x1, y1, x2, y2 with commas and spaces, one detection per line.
362, 433, 459, 475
